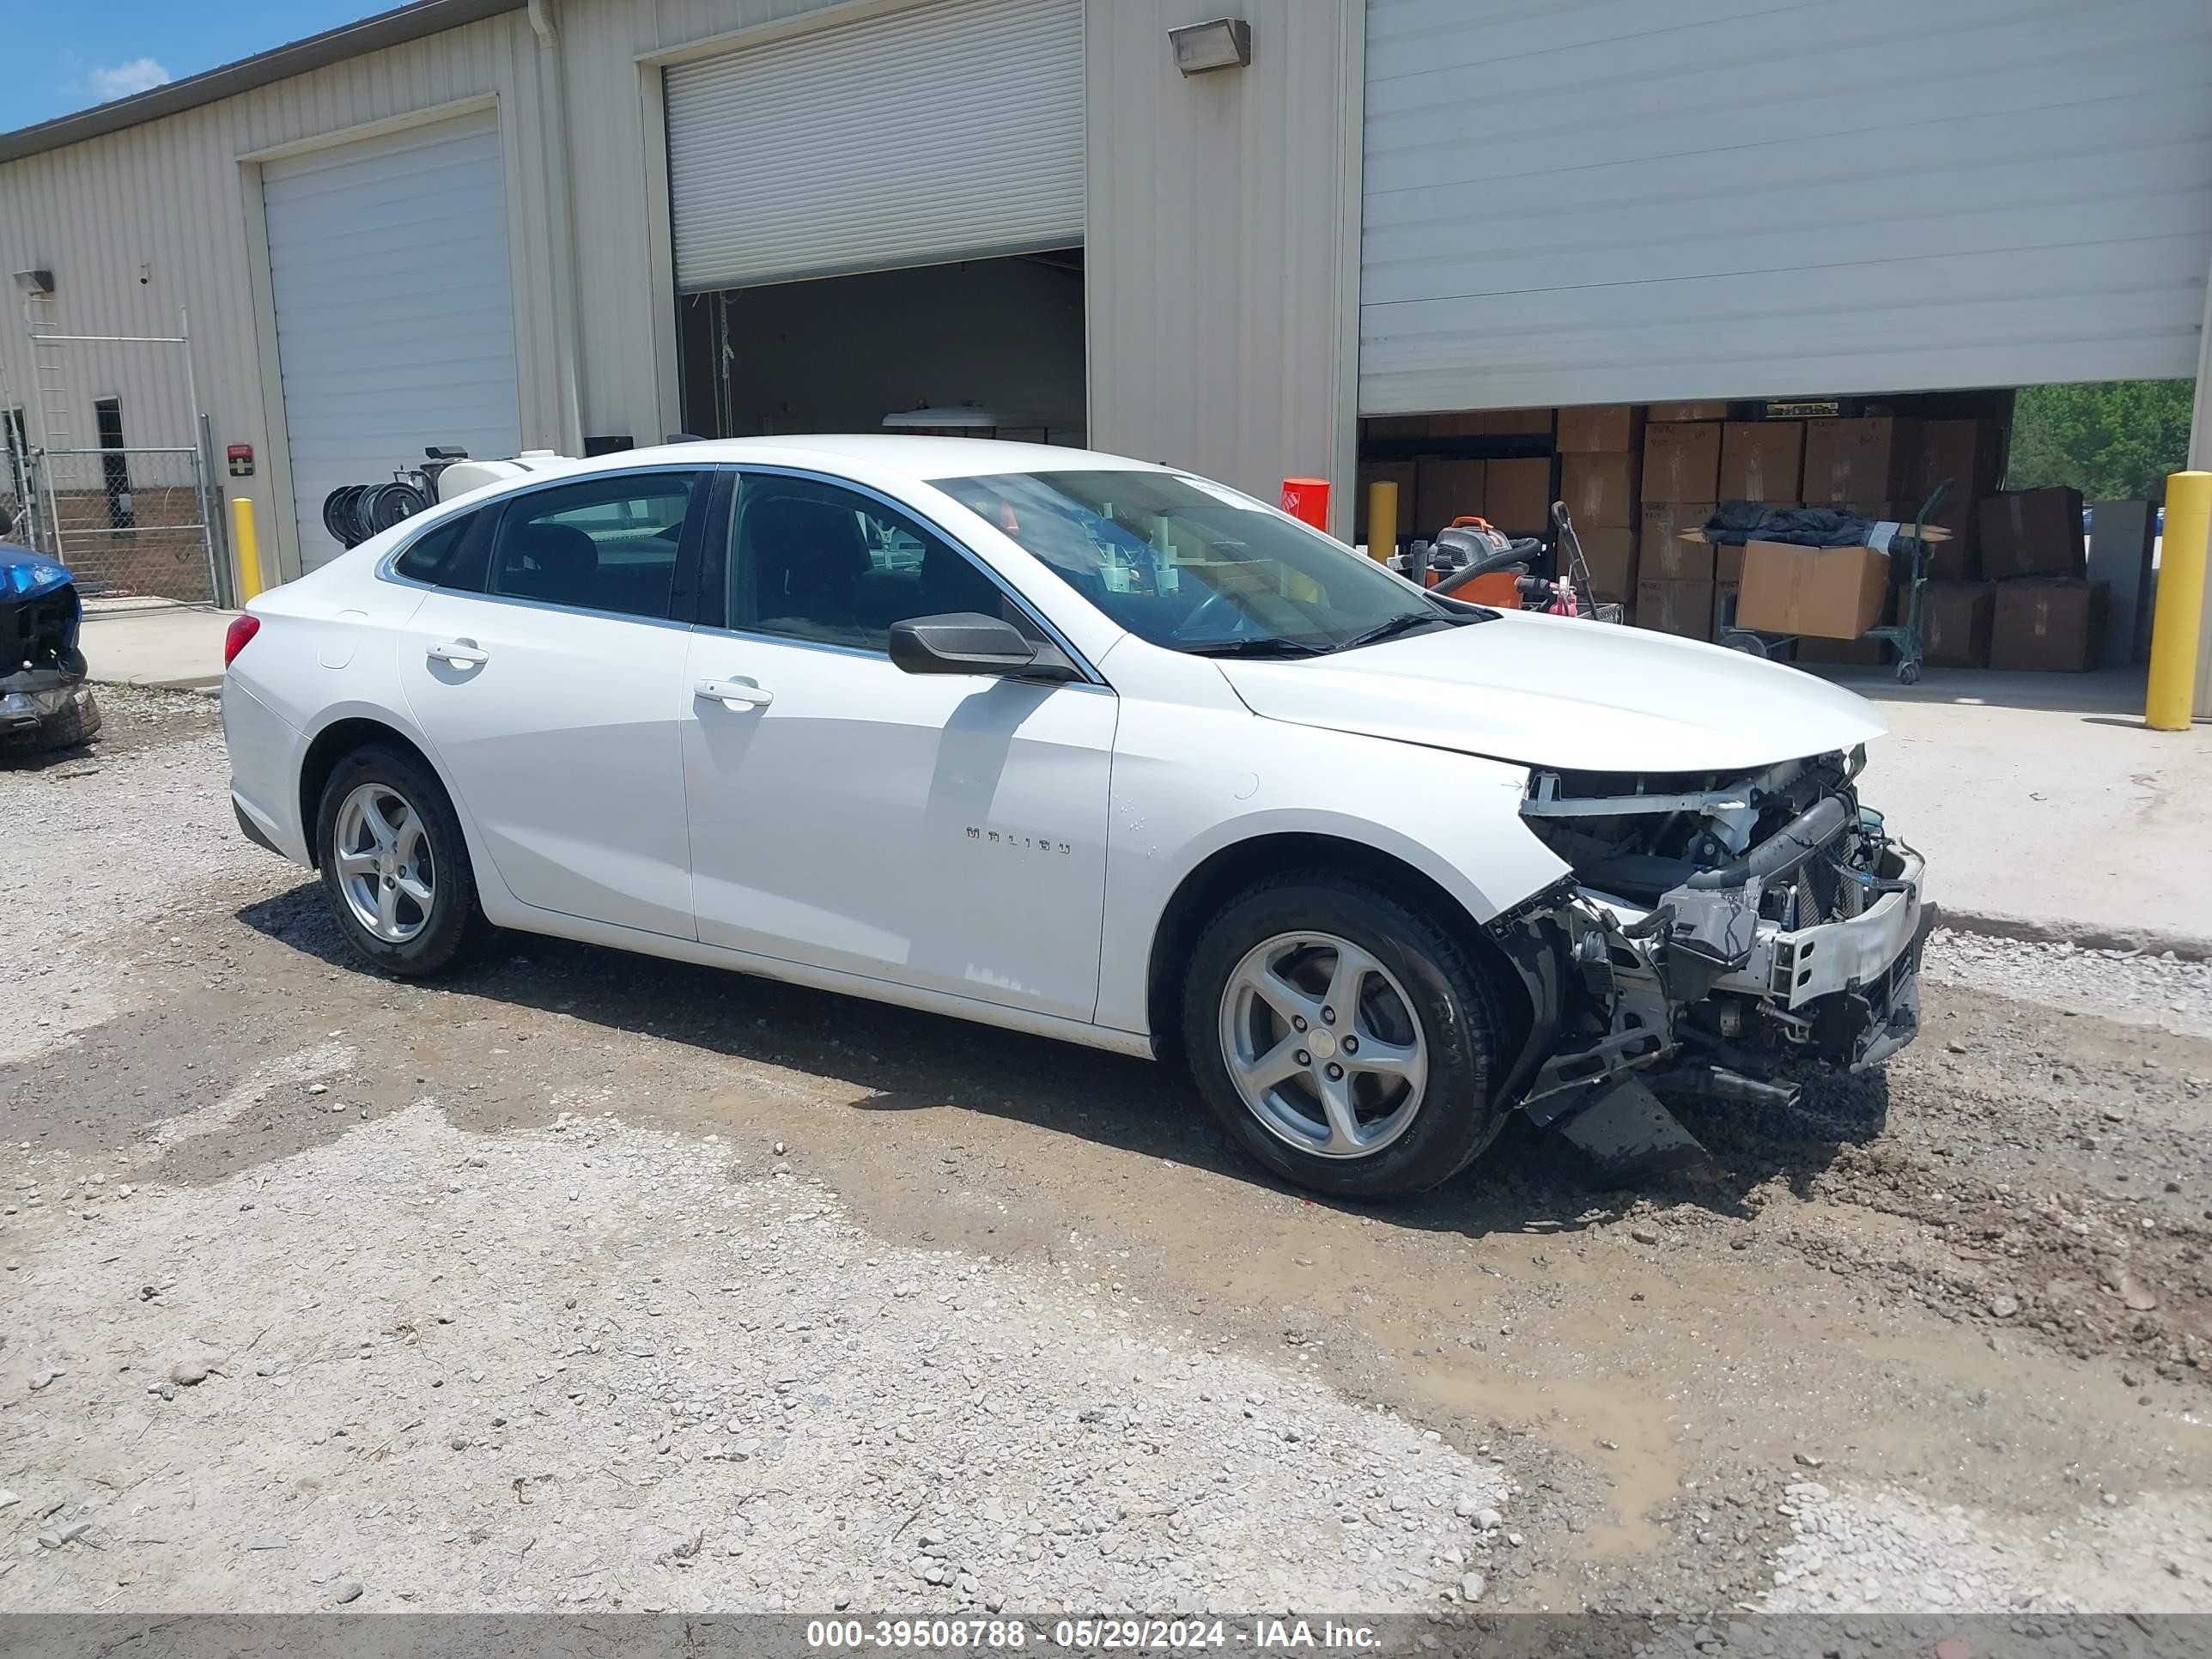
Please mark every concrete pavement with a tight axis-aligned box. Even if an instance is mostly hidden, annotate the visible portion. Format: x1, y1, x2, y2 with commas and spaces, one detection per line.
79, 599, 235, 690
1816, 664, 2212, 957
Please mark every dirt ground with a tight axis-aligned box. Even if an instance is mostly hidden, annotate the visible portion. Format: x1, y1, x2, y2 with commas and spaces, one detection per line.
3, 691, 2209, 1617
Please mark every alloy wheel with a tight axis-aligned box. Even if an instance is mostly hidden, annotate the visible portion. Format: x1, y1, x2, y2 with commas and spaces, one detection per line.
1218, 931, 1429, 1160
332, 781, 435, 945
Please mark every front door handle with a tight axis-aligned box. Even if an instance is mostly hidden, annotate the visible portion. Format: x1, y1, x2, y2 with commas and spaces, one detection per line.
428, 640, 489, 667
695, 677, 774, 710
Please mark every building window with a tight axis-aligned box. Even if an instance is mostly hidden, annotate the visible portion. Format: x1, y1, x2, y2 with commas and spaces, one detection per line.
94, 397, 134, 532
3, 406, 27, 504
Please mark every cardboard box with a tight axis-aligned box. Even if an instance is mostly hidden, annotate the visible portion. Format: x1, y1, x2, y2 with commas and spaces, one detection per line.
1412, 459, 1486, 536
1354, 460, 1418, 549
1717, 421, 1804, 504
1646, 400, 1729, 422
1638, 500, 1716, 581
1802, 417, 1911, 506
1714, 541, 1745, 584
1635, 578, 1716, 640
1577, 527, 1637, 603
1920, 581, 1996, 667
1888, 494, 1980, 581
1906, 417, 2007, 504
1483, 457, 1553, 535
1736, 540, 1890, 640
1560, 451, 1640, 529
1643, 422, 1722, 502
1557, 404, 1643, 453
1990, 579, 2108, 672
1978, 487, 2086, 580
1638, 497, 1711, 552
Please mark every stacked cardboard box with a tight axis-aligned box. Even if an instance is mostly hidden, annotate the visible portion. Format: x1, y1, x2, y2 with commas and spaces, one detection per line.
1717, 421, 1803, 504
1556, 404, 1641, 602
1559, 453, 1639, 530
1801, 416, 1911, 507
1920, 582, 1995, 667
1905, 417, 2008, 579
1990, 579, 2109, 672
1362, 410, 1558, 540
1637, 420, 1723, 635
1484, 458, 1553, 536
1978, 487, 2086, 580
1412, 459, 1486, 538
1975, 487, 2101, 671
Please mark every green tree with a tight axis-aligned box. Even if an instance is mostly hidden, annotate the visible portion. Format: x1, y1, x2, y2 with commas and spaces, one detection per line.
2007, 379, 2194, 501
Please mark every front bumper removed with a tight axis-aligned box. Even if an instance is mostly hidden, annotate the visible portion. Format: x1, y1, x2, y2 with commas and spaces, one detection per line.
1486, 837, 1929, 1182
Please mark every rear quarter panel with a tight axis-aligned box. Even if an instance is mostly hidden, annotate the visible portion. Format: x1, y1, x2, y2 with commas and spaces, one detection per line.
223, 551, 501, 886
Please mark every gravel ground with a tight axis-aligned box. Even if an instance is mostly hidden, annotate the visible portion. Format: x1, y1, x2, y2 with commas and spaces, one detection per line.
4, 1093, 1509, 1613
3, 693, 2209, 1618
1923, 931, 2212, 1040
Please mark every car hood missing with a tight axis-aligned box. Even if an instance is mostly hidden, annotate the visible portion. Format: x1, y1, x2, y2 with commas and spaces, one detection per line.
1213, 609, 1888, 774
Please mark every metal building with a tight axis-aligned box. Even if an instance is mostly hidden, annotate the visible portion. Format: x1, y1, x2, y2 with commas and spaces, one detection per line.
1, 0, 2207, 612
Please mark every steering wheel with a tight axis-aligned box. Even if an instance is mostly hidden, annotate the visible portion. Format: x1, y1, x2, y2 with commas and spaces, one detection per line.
1170, 586, 1249, 643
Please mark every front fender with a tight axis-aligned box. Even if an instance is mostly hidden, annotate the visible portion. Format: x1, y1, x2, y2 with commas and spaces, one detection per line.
1094, 698, 1570, 1036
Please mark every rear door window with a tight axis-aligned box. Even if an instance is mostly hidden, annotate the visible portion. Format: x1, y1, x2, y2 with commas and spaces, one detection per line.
486, 471, 703, 621
392, 510, 483, 589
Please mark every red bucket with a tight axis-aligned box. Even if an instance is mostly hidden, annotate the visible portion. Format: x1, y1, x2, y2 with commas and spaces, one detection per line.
1279, 477, 1331, 530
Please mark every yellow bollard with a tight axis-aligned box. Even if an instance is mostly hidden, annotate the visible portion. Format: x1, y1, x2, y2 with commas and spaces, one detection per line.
230, 497, 264, 604
1367, 478, 1399, 563
2146, 471, 2209, 729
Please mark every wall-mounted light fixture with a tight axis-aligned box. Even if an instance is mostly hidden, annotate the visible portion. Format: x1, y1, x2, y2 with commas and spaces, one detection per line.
12, 269, 55, 296
1169, 17, 1252, 75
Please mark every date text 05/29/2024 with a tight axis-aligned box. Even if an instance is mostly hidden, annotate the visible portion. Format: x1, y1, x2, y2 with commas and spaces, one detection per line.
804, 1618, 1384, 1650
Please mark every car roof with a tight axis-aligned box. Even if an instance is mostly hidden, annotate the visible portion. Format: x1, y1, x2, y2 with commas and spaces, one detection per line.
585, 434, 1179, 483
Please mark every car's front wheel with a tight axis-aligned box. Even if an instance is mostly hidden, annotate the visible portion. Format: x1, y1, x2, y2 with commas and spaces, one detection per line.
1182, 875, 1513, 1199
314, 744, 486, 976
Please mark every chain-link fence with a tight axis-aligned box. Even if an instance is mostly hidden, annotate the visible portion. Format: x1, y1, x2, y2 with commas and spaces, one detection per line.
15, 306, 218, 602
34, 445, 216, 601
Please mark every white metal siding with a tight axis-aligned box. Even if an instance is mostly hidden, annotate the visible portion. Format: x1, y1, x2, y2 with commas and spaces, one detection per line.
664, 0, 1085, 291
1084, 0, 1364, 529
264, 113, 523, 570
0, 9, 566, 583
1361, 0, 2212, 414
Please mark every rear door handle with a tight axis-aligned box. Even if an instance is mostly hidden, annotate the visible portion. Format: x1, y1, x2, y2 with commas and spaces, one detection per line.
427, 640, 489, 667
695, 677, 774, 709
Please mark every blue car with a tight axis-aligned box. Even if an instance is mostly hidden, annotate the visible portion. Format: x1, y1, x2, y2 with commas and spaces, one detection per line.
1, 535, 102, 749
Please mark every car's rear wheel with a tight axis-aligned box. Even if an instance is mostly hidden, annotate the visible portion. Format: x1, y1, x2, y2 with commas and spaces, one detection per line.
1182, 874, 1513, 1199
314, 744, 486, 976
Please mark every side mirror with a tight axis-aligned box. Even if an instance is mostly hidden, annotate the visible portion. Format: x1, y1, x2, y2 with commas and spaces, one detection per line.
888, 612, 1080, 681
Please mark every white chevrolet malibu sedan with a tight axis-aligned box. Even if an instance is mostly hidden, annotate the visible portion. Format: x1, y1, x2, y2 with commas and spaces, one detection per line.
222, 438, 1928, 1197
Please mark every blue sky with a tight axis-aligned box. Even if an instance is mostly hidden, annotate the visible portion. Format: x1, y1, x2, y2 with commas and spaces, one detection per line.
3, 0, 374, 132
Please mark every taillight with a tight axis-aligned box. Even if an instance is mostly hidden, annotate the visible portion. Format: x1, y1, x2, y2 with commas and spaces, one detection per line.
223, 614, 260, 667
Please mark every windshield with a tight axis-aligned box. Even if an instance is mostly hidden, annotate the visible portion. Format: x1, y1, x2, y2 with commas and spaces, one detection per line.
933, 470, 1467, 656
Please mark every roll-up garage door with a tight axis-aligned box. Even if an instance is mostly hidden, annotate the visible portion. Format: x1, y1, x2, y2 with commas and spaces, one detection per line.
263, 112, 522, 571
665, 0, 1084, 292
1360, 0, 2212, 414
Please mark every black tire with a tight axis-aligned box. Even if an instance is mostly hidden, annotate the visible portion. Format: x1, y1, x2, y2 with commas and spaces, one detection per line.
313, 743, 489, 976
1182, 873, 1514, 1200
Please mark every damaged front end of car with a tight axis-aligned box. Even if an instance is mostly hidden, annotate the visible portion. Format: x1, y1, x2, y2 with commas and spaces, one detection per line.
2, 548, 102, 750
1486, 747, 1931, 1182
